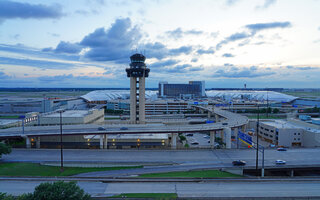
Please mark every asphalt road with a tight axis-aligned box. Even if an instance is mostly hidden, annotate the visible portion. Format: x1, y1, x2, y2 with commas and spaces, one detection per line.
1, 180, 320, 198
2, 148, 320, 177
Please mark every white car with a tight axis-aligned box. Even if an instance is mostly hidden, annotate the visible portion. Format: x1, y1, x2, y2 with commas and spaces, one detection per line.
275, 160, 286, 164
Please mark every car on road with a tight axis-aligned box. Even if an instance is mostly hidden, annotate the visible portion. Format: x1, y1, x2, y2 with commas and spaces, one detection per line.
232, 160, 246, 166
269, 144, 276, 148
191, 142, 199, 145
98, 127, 105, 131
275, 160, 286, 165
120, 127, 128, 130
203, 135, 210, 139
186, 133, 193, 136
277, 147, 287, 151
222, 122, 228, 125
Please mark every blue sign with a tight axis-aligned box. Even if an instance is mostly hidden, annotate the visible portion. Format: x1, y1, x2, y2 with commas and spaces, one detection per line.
206, 120, 215, 124
194, 102, 198, 105
18, 115, 25, 119
238, 130, 252, 147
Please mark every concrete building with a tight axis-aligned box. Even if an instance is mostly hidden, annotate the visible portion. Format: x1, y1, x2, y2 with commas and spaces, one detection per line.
126, 53, 150, 124
38, 109, 104, 125
0, 98, 87, 114
158, 81, 205, 98
257, 119, 320, 147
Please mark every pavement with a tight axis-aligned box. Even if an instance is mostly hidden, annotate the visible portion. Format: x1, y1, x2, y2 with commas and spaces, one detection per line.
1, 180, 320, 198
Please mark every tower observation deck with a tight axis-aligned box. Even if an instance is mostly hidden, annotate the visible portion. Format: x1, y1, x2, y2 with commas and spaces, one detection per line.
126, 53, 150, 124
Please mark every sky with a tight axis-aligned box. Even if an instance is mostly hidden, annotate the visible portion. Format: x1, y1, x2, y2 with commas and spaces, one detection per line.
0, 0, 320, 88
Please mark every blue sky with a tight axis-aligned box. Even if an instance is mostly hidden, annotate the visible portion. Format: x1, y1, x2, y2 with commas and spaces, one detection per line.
0, 0, 319, 88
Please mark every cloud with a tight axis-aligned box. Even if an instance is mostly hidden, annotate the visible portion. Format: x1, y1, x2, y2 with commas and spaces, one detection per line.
197, 48, 215, 55
79, 18, 142, 63
0, 71, 10, 79
0, 56, 76, 69
225, 0, 240, 6
216, 21, 291, 50
166, 28, 203, 39
150, 59, 179, 68
54, 41, 82, 54
245, 21, 291, 33
214, 66, 275, 78
256, 0, 276, 9
286, 65, 317, 70
191, 58, 198, 63
0, 1, 64, 21
169, 46, 193, 55
166, 64, 192, 73
222, 53, 234, 57
38, 74, 73, 82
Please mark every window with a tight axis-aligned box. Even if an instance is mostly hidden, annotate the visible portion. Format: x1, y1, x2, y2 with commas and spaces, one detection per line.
298, 133, 300, 135
294, 138, 296, 140
298, 138, 300, 141
294, 133, 296, 135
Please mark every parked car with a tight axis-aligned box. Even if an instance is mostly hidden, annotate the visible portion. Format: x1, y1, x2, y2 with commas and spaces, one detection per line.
275, 160, 286, 164
186, 133, 193, 136
191, 142, 199, 145
269, 144, 276, 148
277, 147, 287, 151
222, 122, 228, 125
232, 160, 246, 166
98, 127, 105, 131
203, 135, 210, 139
120, 127, 128, 130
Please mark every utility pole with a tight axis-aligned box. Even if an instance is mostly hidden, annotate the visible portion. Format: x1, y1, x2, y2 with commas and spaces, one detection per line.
256, 105, 260, 174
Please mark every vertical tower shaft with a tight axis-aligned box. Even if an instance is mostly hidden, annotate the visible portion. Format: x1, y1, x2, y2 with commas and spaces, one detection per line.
126, 53, 150, 124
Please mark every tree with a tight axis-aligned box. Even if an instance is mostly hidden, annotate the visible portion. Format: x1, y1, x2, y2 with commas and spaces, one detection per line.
0, 192, 15, 200
19, 181, 91, 200
273, 108, 280, 114
0, 143, 11, 158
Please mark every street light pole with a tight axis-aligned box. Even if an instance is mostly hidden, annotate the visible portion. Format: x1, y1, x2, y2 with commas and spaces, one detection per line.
256, 105, 260, 174
58, 110, 64, 172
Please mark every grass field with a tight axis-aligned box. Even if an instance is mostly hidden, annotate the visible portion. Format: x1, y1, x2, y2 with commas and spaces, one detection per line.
282, 91, 320, 99
0, 116, 20, 119
0, 163, 142, 176
110, 193, 178, 199
139, 169, 241, 178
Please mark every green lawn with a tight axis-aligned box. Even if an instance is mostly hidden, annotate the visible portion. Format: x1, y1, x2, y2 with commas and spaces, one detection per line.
110, 193, 177, 199
139, 169, 241, 178
0, 163, 142, 176
0, 116, 20, 119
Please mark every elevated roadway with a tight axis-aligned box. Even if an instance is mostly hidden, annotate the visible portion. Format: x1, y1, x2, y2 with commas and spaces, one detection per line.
0, 106, 248, 149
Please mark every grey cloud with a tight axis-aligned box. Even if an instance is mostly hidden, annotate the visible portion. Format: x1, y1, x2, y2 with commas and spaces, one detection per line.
54, 41, 82, 54
189, 66, 204, 72
216, 21, 291, 50
38, 74, 73, 82
191, 58, 198, 63
197, 48, 214, 55
150, 59, 179, 68
166, 64, 192, 73
286, 65, 317, 70
0, 56, 75, 69
222, 53, 234, 57
80, 18, 143, 63
169, 46, 193, 55
214, 66, 275, 78
166, 28, 203, 39
245, 21, 291, 33
0, 71, 10, 79
0, 1, 64, 20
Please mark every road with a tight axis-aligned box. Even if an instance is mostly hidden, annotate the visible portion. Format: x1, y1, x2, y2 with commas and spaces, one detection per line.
2, 148, 320, 177
1, 180, 320, 198
0, 107, 248, 137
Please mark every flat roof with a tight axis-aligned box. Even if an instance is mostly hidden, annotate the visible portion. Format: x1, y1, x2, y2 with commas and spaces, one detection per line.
262, 120, 301, 129
86, 133, 169, 140
44, 110, 90, 118
0, 119, 20, 126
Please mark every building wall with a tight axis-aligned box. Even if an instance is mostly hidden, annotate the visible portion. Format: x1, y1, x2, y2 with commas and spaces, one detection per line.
158, 81, 205, 98
303, 130, 320, 147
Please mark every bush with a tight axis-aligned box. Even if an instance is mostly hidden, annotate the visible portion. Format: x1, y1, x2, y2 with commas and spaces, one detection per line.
19, 181, 91, 200
0, 192, 15, 200
0, 143, 11, 158
179, 135, 186, 141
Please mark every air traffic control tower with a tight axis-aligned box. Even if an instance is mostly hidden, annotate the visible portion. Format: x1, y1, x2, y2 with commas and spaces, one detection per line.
126, 53, 150, 124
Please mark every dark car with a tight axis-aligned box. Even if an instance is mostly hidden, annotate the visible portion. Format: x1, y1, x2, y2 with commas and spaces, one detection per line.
186, 133, 193, 136
191, 142, 199, 145
222, 122, 228, 125
277, 147, 287, 151
120, 127, 128, 130
232, 160, 246, 166
98, 127, 105, 131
